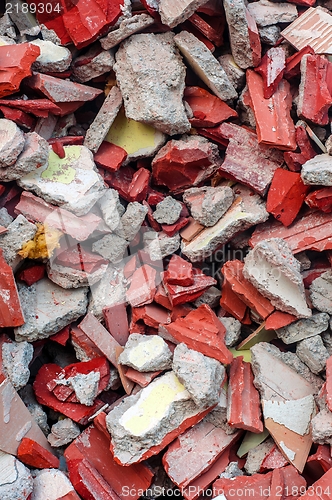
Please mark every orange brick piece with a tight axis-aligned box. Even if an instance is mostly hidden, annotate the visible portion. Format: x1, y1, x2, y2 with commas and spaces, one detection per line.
0, 248, 24, 327
17, 437, 59, 469
227, 356, 264, 433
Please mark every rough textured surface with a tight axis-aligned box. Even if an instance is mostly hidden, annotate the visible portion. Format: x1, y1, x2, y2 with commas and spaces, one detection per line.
247, 0, 298, 27
244, 439, 274, 475
31, 469, 75, 500
31, 39, 72, 72
218, 54, 246, 91
183, 186, 234, 227
14, 278, 88, 342
71, 47, 115, 83
310, 271, 332, 314
118, 334, 173, 372
172, 343, 225, 408
19, 385, 49, 435
153, 196, 182, 225
100, 14, 155, 50
296, 335, 330, 374
92, 234, 128, 263
88, 266, 126, 320
114, 202, 148, 242
244, 238, 311, 318
47, 418, 80, 447
159, 0, 209, 27
301, 154, 332, 186
276, 313, 329, 344
0, 452, 33, 500
114, 32, 190, 135
219, 317, 242, 348
174, 31, 237, 102
2, 341, 33, 391
97, 188, 125, 231
0, 118, 25, 168
0, 214, 37, 270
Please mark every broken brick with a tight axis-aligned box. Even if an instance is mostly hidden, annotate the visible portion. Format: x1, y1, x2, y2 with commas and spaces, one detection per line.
0, 43, 40, 98
254, 47, 286, 99
284, 123, 317, 172
164, 269, 216, 307
18, 264, 45, 286
0, 248, 24, 327
184, 86, 237, 127
164, 255, 194, 286
305, 188, 332, 213
17, 437, 59, 469
126, 264, 157, 307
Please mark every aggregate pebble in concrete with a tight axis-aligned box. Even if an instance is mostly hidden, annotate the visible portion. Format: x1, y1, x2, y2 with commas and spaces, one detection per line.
14, 278, 88, 342
2, 341, 33, 391
172, 343, 225, 408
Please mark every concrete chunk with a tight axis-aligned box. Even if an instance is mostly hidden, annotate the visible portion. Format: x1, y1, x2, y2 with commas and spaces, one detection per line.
174, 31, 237, 101
0, 451, 33, 500
97, 188, 125, 231
71, 46, 115, 83
114, 32, 190, 135
310, 271, 332, 314
247, 0, 298, 27
32, 469, 76, 500
296, 335, 329, 374
31, 39, 72, 72
159, 0, 209, 28
2, 341, 33, 391
92, 234, 128, 263
172, 343, 225, 408
153, 196, 182, 225
217, 54, 246, 91
100, 14, 155, 50
276, 313, 329, 344
301, 154, 332, 186
0, 118, 25, 168
183, 186, 234, 227
115, 202, 148, 242
244, 238, 311, 318
88, 265, 126, 320
0, 214, 37, 271
119, 334, 173, 372
14, 278, 88, 342
47, 418, 80, 447
219, 317, 242, 348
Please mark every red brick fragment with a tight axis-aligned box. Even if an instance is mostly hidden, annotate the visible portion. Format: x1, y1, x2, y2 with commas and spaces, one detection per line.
17, 437, 59, 469
220, 278, 250, 324
33, 364, 104, 424
115, 345, 135, 395
180, 217, 205, 242
184, 86, 237, 128
213, 471, 273, 500
103, 303, 129, 346
161, 217, 189, 237
65, 423, 153, 500
127, 167, 150, 202
284, 46, 314, 80
305, 188, 332, 214
164, 304, 232, 364
255, 47, 286, 99
247, 71, 296, 151
0, 105, 36, 130
50, 325, 70, 346
284, 124, 316, 172
125, 367, 161, 388
55, 245, 108, 274
220, 260, 274, 320
187, 12, 225, 46
265, 311, 298, 330
57, 492, 81, 500
299, 467, 332, 499
164, 270, 216, 307
179, 20, 216, 52
126, 264, 157, 307
154, 284, 173, 310
0, 249, 24, 327
131, 303, 171, 330
306, 445, 332, 481
104, 165, 135, 200
70, 325, 103, 361
18, 264, 45, 286
0, 43, 40, 98
298, 54, 332, 126
94, 141, 127, 172
266, 169, 310, 227
0, 98, 61, 117
48, 136, 84, 146
164, 255, 194, 286
51, 140, 66, 159
227, 356, 263, 433
260, 445, 289, 472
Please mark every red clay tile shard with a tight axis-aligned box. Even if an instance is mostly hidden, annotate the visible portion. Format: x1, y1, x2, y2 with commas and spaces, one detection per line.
0, 98, 62, 117
247, 70, 296, 151
184, 86, 237, 127
50, 325, 70, 346
266, 168, 310, 227
0, 249, 24, 327
65, 424, 153, 500
104, 165, 136, 200
126, 264, 157, 307
213, 471, 273, 500
78, 313, 121, 368
227, 356, 263, 433
250, 208, 332, 254
18, 265, 45, 286
298, 54, 332, 126
51, 140, 66, 159
131, 303, 171, 330
164, 270, 216, 307
0, 105, 36, 130
260, 445, 289, 472
15, 192, 102, 242
187, 12, 225, 46
151, 137, 220, 192
125, 368, 161, 388
25, 73, 103, 103
218, 122, 284, 196
305, 188, 332, 214
17, 437, 59, 469
0, 43, 40, 98
94, 141, 127, 172
221, 260, 274, 320
164, 304, 232, 364
299, 467, 332, 499
220, 278, 250, 324
70, 325, 104, 361
284, 124, 317, 173
265, 311, 297, 330
306, 444, 332, 480
55, 245, 108, 274
254, 47, 286, 99
164, 254, 194, 286
127, 167, 150, 203
33, 364, 104, 424
284, 46, 315, 80
161, 217, 189, 237
103, 303, 129, 346
163, 419, 241, 488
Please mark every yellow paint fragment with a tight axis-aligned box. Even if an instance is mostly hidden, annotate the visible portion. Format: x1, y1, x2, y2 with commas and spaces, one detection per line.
41, 148, 79, 184
128, 337, 165, 369
18, 224, 62, 259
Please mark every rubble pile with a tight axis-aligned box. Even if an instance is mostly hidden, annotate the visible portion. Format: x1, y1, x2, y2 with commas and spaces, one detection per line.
2, 0, 332, 499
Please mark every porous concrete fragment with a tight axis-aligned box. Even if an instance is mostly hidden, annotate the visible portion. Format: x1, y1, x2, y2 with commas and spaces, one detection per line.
258, 25, 281, 46
56, 371, 100, 406
84, 86, 123, 153
183, 186, 234, 227
14, 278, 88, 342
106, 370, 209, 465
71, 46, 115, 83
40, 24, 61, 44
100, 13, 155, 49
47, 261, 107, 289
172, 343, 225, 408
31, 469, 75, 500
223, 0, 261, 69
92, 234, 128, 263
244, 438, 274, 475
153, 196, 182, 225
19, 385, 49, 435
144, 231, 180, 261
18, 146, 106, 216
218, 54, 246, 92
97, 188, 125, 231
159, 0, 209, 27
181, 185, 268, 262
2, 341, 33, 391
244, 238, 311, 318
247, 0, 298, 27
276, 313, 329, 344
301, 154, 332, 186
205, 388, 234, 434
0, 214, 37, 270
114, 32, 190, 135
310, 271, 332, 314
0, 119, 25, 168
31, 39, 72, 72
311, 409, 332, 445
0, 132, 49, 182
220, 462, 244, 479
47, 418, 80, 447
0, 14, 15, 38
219, 317, 242, 348
174, 31, 237, 101
119, 334, 173, 372
296, 336, 329, 374
0, 208, 13, 227
115, 202, 148, 242
88, 265, 126, 320
193, 286, 221, 309
326, 135, 332, 155
0, 451, 33, 500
